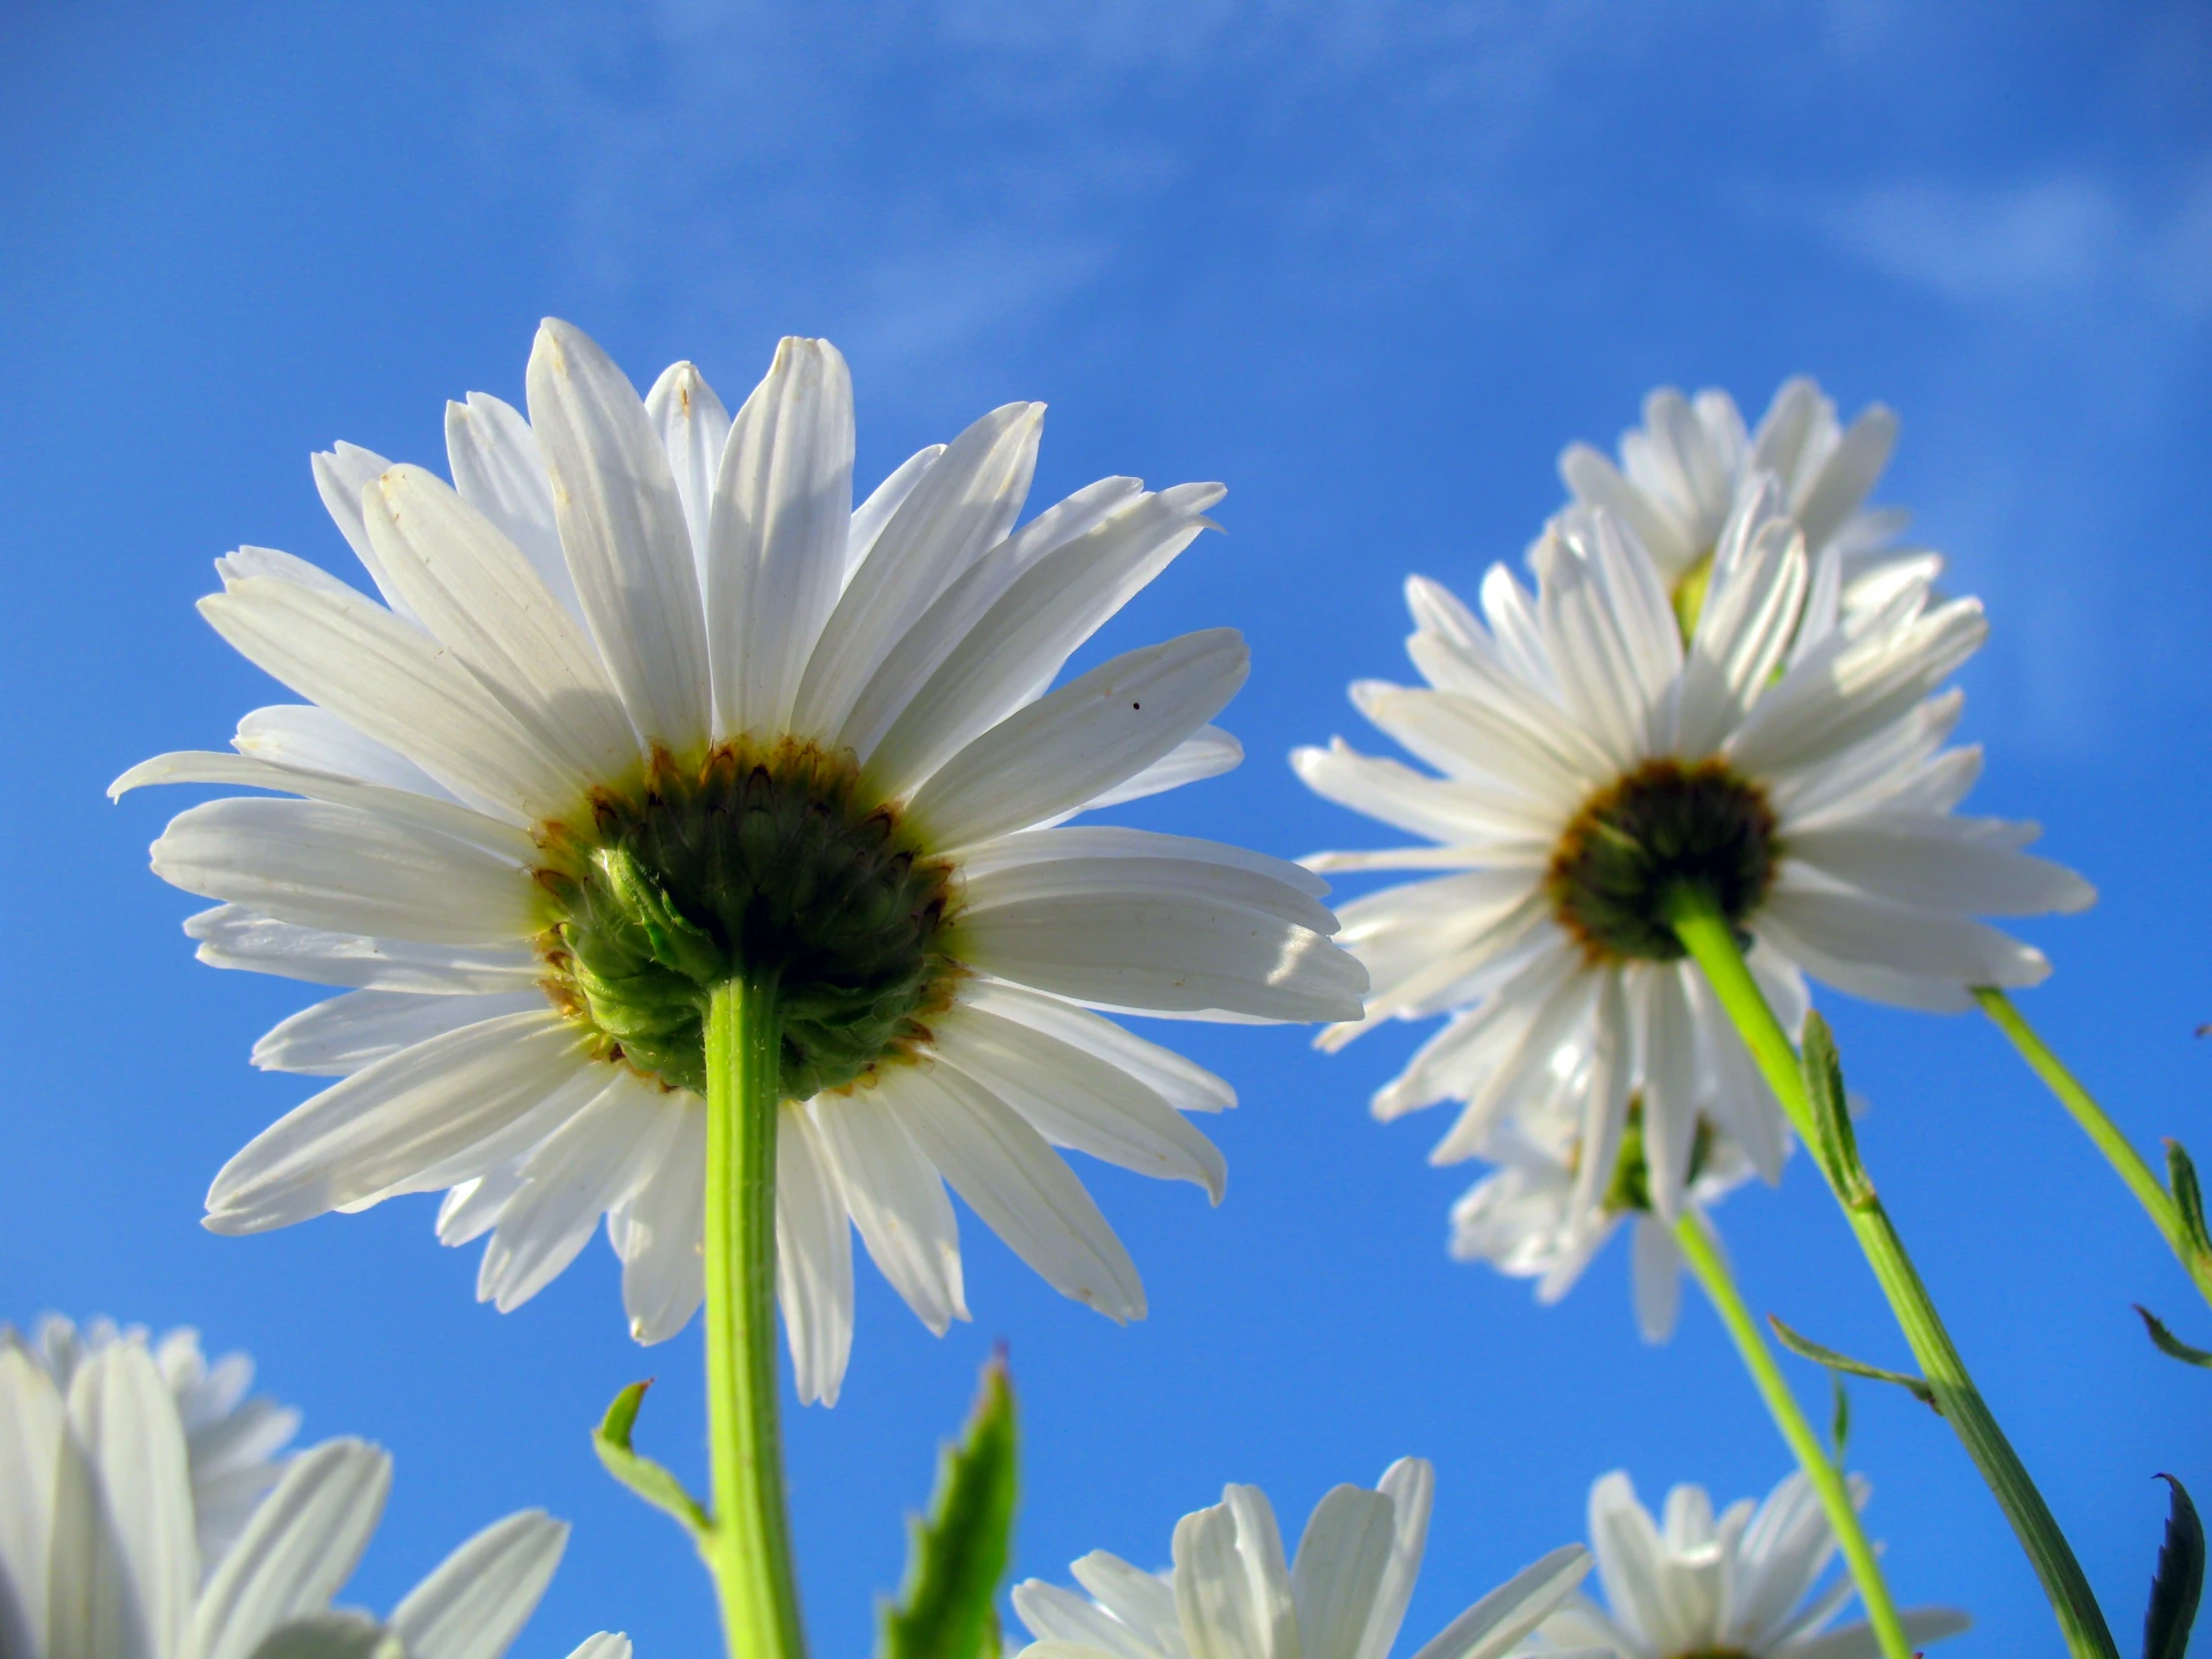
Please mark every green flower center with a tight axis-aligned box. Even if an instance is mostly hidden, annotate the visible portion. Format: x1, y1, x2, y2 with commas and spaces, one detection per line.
532, 742, 959, 1100
1546, 758, 1779, 963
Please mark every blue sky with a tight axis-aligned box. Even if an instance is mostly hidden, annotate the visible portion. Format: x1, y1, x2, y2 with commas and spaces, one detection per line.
5, 2, 2210, 1654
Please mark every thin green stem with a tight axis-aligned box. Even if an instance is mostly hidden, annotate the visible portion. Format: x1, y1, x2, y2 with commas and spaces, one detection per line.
1672, 1212, 1913, 1659
1974, 986, 2212, 1307
705, 973, 807, 1659
1668, 893, 2118, 1659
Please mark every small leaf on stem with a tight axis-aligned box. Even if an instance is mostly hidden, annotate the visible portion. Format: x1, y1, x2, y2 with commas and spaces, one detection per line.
882, 1354, 1020, 1659
1769, 1314, 1938, 1410
1802, 1014, 1876, 1209
2136, 1306, 2212, 1371
1831, 1372, 1852, 1464
2145, 1475, 2203, 1659
593, 1379, 711, 1541
2166, 1142, 2212, 1260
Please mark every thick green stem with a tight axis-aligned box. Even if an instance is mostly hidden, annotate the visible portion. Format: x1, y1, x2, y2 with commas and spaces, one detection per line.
1974, 986, 2212, 1307
1672, 1213, 1913, 1659
1669, 894, 2117, 1659
705, 974, 807, 1659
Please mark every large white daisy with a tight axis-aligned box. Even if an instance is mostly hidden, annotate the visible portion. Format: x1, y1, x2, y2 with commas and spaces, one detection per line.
1518, 1469, 1967, 1659
119, 319, 1362, 1406
1557, 378, 1934, 620
1012, 1457, 1590, 1659
7, 1316, 299, 1574
0, 1334, 621, 1659
1294, 483, 2090, 1238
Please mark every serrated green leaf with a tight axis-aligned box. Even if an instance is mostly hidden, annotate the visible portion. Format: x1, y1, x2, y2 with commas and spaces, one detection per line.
592, 1379, 710, 1541
2167, 1142, 2212, 1259
1769, 1314, 1937, 1410
2146, 1474, 2204, 1659
882, 1357, 1019, 1659
2136, 1306, 2212, 1371
1800, 1014, 1874, 1208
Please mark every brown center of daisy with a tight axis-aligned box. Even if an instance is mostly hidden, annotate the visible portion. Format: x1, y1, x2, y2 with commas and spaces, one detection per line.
1546, 758, 1779, 963
530, 741, 960, 1099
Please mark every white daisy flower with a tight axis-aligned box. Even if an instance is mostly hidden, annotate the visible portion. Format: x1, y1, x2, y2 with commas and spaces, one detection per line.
5, 1315, 300, 1574
1012, 1457, 1591, 1659
0, 1334, 621, 1659
1447, 1100, 1752, 1343
1519, 1469, 1968, 1659
119, 319, 1363, 1406
1557, 378, 1936, 621
1294, 484, 2090, 1231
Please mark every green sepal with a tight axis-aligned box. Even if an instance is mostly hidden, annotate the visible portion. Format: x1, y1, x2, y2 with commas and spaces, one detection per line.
1768, 1314, 1938, 1410
2145, 1474, 2204, 1659
593, 1380, 711, 1542
2166, 1141, 2212, 1259
881, 1356, 1020, 1659
1800, 1014, 1876, 1209
2135, 1306, 2212, 1371
596, 845, 729, 984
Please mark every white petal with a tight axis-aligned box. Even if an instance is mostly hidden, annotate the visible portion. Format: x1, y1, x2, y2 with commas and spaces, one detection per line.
114, 752, 534, 864
439, 1165, 526, 1249
526, 318, 712, 752
253, 990, 546, 1076
389, 1509, 569, 1659
1011, 1581, 1157, 1659
233, 706, 455, 800
1786, 1608, 1971, 1659
934, 1011, 1227, 1201
1070, 1552, 1181, 1646
791, 403, 1043, 740
445, 392, 582, 618
1077, 726, 1243, 813
195, 1441, 392, 1659
892, 1065, 1144, 1322
846, 445, 945, 576
1784, 824, 2093, 917
205, 1013, 599, 1233
363, 465, 639, 783
706, 338, 855, 740
908, 631, 1249, 851
1629, 1215, 1682, 1344
1762, 877, 2049, 996
862, 484, 1224, 801
53, 1344, 197, 1659
0, 1350, 63, 1659
1289, 1486, 1395, 1659
810, 1086, 968, 1334
643, 361, 732, 576
151, 799, 539, 945
185, 906, 543, 995
1353, 1459, 1433, 1659
957, 837, 1336, 936
1794, 405, 1897, 555
958, 980, 1235, 1113
311, 443, 419, 620
478, 1075, 685, 1313
776, 1102, 855, 1406
199, 577, 572, 823
1172, 1488, 1296, 1659
562, 1639, 633, 1659
1291, 741, 1556, 853
1403, 1545, 1591, 1659
613, 1105, 707, 1345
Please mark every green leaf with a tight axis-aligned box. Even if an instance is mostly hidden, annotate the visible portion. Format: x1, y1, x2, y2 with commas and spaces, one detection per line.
1768, 1314, 1938, 1411
2145, 1474, 2204, 1659
1830, 1372, 1852, 1464
592, 1380, 711, 1541
2168, 1142, 2212, 1259
2136, 1306, 2212, 1371
1800, 1014, 1875, 1208
881, 1356, 1020, 1659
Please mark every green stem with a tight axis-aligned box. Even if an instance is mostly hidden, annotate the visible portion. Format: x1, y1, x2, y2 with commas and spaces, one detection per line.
1974, 986, 2212, 1307
705, 973, 807, 1659
1669, 893, 2118, 1659
1672, 1212, 1914, 1659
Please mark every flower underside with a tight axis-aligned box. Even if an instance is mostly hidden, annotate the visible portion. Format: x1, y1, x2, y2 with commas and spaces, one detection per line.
1546, 758, 1779, 964
1670, 549, 1716, 643
534, 741, 959, 1100
1601, 1093, 1716, 1216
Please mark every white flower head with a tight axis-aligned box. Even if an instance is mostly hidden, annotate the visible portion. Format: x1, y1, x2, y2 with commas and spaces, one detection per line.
120, 319, 1364, 1406
1521, 1469, 1968, 1659
5, 1315, 300, 1574
0, 1332, 621, 1659
1296, 482, 2092, 1249
1557, 378, 1936, 616
1447, 1101, 1752, 1344
1013, 1457, 1591, 1659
